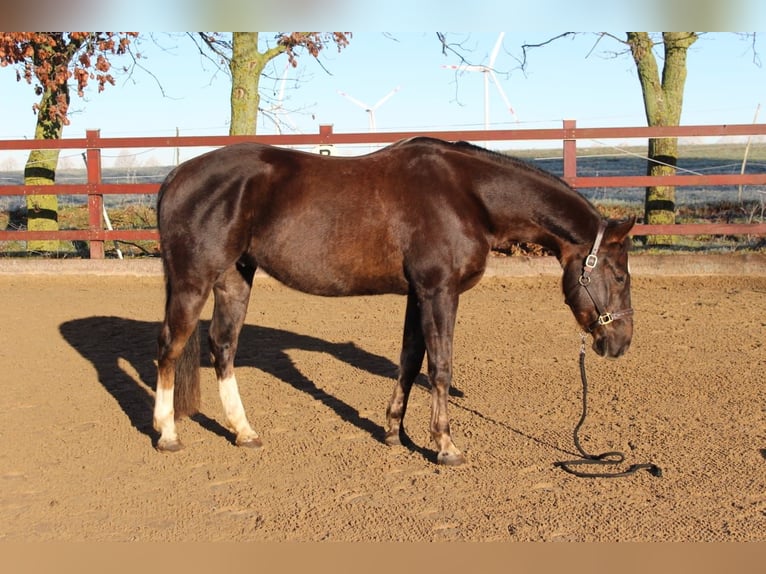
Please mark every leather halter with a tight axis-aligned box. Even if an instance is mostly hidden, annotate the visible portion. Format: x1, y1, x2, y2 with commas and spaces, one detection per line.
578, 221, 634, 332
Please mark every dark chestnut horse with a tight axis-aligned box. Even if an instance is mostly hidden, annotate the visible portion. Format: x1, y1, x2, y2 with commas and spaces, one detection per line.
153, 138, 634, 465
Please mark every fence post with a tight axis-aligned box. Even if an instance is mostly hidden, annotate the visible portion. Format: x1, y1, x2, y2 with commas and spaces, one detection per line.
319, 124, 334, 143
563, 119, 577, 182
85, 129, 104, 259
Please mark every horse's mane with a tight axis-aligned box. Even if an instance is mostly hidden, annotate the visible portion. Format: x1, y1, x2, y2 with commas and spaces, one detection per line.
395, 137, 572, 191
450, 140, 572, 190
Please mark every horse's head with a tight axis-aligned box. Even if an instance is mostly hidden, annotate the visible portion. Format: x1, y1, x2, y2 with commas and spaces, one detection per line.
562, 217, 635, 358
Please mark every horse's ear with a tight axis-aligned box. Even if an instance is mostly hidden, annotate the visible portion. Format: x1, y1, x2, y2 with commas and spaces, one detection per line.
606, 216, 636, 243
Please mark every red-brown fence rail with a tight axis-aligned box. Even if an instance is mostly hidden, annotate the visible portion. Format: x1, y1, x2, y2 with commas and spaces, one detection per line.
1, 120, 765, 258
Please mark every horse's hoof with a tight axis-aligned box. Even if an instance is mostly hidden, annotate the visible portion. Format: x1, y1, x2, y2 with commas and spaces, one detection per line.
156, 438, 184, 453
384, 431, 402, 446
437, 451, 466, 466
236, 436, 263, 449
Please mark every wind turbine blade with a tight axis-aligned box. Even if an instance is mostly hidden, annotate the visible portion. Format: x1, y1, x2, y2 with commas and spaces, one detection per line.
442, 64, 484, 73
279, 108, 298, 132
338, 90, 370, 110
488, 69, 518, 121
276, 61, 290, 102
372, 86, 401, 110
489, 32, 505, 67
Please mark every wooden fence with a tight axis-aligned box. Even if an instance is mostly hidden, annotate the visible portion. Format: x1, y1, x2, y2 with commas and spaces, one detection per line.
1, 120, 765, 259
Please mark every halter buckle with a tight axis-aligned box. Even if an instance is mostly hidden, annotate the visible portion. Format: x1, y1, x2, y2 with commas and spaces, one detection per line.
597, 313, 614, 326
584, 253, 599, 270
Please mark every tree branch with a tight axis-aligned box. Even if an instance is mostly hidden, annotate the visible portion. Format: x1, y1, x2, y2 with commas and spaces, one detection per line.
741, 32, 761, 67
115, 36, 178, 99
189, 32, 232, 76
436, 32, 473, 66
518, 32, 578, 71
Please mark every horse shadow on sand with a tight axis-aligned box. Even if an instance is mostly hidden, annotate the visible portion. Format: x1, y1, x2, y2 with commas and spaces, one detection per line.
59, 316, 464, 462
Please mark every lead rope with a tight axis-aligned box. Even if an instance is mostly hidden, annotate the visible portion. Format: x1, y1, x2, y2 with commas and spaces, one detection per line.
554, 333, 663, 479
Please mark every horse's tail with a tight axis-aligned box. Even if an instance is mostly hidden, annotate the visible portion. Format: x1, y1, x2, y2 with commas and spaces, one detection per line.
173, 324, 201, 419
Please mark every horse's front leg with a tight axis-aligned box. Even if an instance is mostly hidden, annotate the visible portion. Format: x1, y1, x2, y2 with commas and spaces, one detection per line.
386, 291, 426, 446
419, 287, 465, 466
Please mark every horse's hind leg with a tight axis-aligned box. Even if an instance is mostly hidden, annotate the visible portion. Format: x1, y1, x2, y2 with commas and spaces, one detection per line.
154, 284, 209, 452
385, 291, 426, 446
209, 262, 262, 448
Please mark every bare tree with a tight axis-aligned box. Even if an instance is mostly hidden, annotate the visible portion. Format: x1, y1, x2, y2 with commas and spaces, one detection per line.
516, 32, 700, 244
194, 32, 351, 136
1, 32, 139, 252
508, 32, 757, 245
626, 32, 698, 244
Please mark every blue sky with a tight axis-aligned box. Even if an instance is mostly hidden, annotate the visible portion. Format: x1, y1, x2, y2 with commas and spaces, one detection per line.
1, 31, 764, 166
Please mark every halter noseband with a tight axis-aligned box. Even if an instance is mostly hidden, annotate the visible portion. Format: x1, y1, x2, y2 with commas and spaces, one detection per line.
578, 221, 633, 332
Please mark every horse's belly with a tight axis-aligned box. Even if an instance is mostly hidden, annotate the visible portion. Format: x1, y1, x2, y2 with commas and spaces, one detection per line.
255, 249, 409, 297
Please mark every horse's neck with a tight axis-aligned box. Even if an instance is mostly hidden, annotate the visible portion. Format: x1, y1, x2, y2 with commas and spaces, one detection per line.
483, 168, 601, 260
530, 202, 600, 259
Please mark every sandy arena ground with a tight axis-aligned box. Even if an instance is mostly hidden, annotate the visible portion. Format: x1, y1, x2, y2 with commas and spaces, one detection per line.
0, 255, 764, 542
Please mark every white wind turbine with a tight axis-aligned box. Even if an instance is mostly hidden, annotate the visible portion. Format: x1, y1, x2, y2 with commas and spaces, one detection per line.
337, 86, 401, 132
442, 32, 518, 131
266, 61, 298, 134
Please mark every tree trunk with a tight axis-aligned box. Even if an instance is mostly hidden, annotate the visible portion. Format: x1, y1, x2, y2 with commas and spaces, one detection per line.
229, 32, 261, 136
25, 86, 67, 253
228, 33, 288, 136
226, 33, 262, 137
627, 32, 697, 245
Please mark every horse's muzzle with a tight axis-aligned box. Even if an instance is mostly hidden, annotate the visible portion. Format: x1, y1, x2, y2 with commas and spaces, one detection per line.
592, 328, 631, 358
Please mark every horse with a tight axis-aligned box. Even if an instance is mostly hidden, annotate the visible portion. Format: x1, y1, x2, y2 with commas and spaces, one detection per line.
152, 137, 635, 466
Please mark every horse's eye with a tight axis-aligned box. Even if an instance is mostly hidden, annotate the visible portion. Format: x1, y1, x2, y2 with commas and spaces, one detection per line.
615, 274, 626, 284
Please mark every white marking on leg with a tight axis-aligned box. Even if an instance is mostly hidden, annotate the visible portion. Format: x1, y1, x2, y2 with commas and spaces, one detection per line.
153, 380, 179, 447
219, 374, 259, 445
